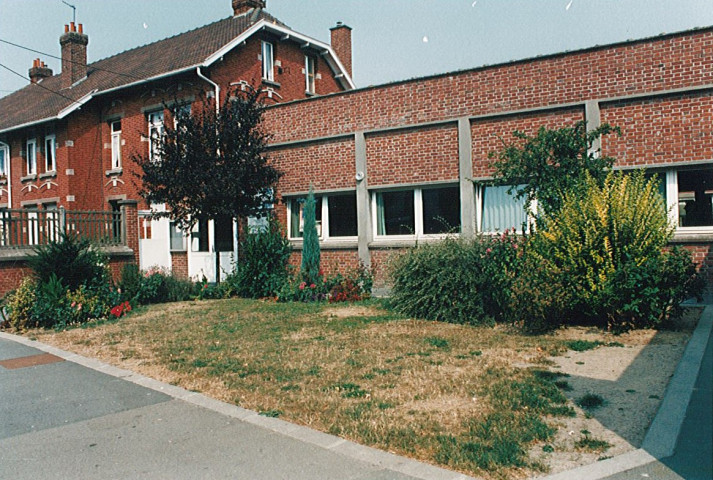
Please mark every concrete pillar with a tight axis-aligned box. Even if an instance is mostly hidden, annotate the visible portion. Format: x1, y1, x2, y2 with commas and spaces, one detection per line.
355, 132, 371, 267
458, 118, 476, 237
585, 100, 602, 156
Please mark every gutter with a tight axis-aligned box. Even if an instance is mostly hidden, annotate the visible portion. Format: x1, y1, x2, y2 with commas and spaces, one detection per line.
196, 67, 220, 114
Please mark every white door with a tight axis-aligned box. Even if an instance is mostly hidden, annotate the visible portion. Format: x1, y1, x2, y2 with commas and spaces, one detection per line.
187, 217, 237, 282
138, 209, 171, 271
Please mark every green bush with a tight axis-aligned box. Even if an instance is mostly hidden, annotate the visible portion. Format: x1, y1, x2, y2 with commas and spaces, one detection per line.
389, 235, 521, 325
515, 171, 701, 332
126, 267, 195, 305
328, 263, 374, 303
27, 233, 109, 291
229, 214, 291, 298
301, 187, 321, 285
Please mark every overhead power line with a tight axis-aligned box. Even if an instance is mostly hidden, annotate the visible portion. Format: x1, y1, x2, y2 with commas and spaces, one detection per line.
0, 62, 86, 107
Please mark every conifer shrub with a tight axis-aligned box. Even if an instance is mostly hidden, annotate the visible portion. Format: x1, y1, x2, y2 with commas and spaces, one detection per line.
301, 187, 321, 285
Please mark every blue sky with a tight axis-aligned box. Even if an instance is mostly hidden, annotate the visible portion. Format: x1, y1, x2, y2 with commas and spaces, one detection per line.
1, 0, 712, 97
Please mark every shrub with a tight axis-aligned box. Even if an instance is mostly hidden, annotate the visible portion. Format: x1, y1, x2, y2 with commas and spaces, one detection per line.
389, 236, 521, 325
118, 263, 143, 303
277, 273, 328, 302
328, 263, 374, 303
27, 233, 109, 291
4, 277, 39, 330
132, 267, 195, 304
229, 214, 291, 298
514, 171, 701, 331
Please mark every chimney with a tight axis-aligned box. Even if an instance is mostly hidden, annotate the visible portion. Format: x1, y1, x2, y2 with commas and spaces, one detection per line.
232, 0, 265, 16
330, 22, 352, 79
29, 58, 53, 84
60, 22, 88, 89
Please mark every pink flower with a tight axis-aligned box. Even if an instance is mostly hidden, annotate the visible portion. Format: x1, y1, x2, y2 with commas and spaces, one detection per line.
77, 304, 83, 311
310, 283, 316, 289
299, 282, 306, 290
486, 248, 492, 254
512, 244, 518, 249
71, 301, 76, 308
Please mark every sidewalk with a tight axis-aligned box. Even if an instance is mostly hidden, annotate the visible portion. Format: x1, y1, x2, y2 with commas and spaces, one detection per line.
1, 304, 711, 480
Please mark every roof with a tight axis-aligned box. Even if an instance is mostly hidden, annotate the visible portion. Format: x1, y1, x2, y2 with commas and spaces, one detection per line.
0, 8, 354, 134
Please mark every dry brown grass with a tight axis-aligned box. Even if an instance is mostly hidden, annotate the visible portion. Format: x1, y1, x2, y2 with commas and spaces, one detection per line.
25, 300, 699, 479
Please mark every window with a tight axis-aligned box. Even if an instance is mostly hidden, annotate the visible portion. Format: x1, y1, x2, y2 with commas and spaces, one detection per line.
305, 56, 316, 94
261, 41, 274, 82
288, 192, 358, 240
44, 135, 56, 172
148, 111, 165, 162
0, 143, 7, 177
675, 167, 713, 228
478, 184, 528, 233
111, 120, 122, 169
191, 218, 209, 252
215, 215, 234, 252
25, 205, 38, 246
374, 185, 461, 237
170, 222, 186, 251
44, 202, 59, 243
26, 138, 37, 175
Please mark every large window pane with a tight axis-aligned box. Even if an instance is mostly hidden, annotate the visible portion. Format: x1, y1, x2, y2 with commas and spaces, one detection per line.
678, 168, 713, 227
170, 222, 185, 251
192, 218, 209, 252
423, 186, 460, 234
214, 215, 234, 252
481, 185, 527, 233
290, 197, 322, 238
377, 190, 415, 235
328, 193, 357, 237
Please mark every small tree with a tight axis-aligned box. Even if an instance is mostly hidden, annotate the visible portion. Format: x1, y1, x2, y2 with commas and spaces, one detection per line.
133, 87, 282, 278
490, 121, 619, 221
301, 186, 321, 285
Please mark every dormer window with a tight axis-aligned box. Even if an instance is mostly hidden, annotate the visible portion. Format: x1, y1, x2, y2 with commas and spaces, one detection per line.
261, 41, 274, 82
26, 138, 37, 175
305, 55, 316, 94
110, 120, 122, 169
44, 134, 56, 172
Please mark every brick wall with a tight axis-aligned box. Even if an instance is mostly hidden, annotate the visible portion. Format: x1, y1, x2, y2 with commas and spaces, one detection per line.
271, 137, 355, 192
171, 251, 189, 279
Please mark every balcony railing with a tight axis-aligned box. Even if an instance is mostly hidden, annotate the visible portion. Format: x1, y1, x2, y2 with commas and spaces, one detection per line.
0, 208, 124, 248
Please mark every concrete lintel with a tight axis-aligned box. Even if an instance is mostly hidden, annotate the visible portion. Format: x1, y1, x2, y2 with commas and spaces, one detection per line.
458, 117, 476, 237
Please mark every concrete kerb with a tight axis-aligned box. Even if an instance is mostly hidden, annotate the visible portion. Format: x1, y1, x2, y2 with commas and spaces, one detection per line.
0, 331, 474, 480
2, 303, 709, 480
539, 304, 713, 480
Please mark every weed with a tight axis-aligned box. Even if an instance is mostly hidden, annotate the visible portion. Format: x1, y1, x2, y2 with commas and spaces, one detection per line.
425, 336, 450, 349
259, 409, 282, 418
625, 389, 636, 393
575, 432, 611, 452
331, 382, 369, 398
577, 393, 605, 410
566, 340, 603, 352
542, 444, 555, 453
554, 380, 573, 391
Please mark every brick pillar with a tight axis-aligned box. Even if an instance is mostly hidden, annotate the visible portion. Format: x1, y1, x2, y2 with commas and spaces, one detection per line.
119, 200, 140, 266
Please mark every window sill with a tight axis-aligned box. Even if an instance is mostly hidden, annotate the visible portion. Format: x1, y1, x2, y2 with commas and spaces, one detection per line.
20, 174, 37, 182
170, 249, 187, 253
672, 230, 713, 243
39, 171, 57, 179
105, 168, 123, 176
262, 79, 281, 88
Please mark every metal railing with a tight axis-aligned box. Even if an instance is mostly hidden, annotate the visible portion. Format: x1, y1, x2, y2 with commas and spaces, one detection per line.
0, 208, 124, 248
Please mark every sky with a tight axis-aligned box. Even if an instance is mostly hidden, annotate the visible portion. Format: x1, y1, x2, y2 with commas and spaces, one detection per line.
1, 0, 712, 98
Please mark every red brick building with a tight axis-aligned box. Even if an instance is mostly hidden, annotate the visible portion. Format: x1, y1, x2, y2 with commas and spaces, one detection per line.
1, 1, 711, 293
0, 0, 353, 291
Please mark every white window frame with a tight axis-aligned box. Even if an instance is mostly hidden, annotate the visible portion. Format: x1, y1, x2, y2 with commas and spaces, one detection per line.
26, 138, 37, 175
371, 184, 461, 240
287, 193, 358, 242
111, 120, 122, 169
0, 142, 8, 177
44, 134, 56, 173
305, 55, 316, 94
261, 41, 274, 82
664, 167, 713, 234
148, 111, 165, 163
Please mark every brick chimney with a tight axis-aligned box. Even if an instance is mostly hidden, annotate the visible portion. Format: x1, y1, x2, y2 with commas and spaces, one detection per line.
330, 22, 352, 79
232, 0, 265, 16
29, 58, 53, 84
60, 22, 88, 89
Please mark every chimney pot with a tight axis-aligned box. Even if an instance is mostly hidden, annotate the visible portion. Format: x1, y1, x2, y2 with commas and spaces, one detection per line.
70, 22, 75, 32
64, 24, 69, 33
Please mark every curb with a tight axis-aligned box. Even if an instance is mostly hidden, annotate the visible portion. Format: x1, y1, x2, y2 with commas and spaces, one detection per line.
539, 304, 713, 480
0, 331, 474, 480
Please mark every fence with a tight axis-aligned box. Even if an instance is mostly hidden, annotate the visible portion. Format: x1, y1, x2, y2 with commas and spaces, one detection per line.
0, 208, 124, 248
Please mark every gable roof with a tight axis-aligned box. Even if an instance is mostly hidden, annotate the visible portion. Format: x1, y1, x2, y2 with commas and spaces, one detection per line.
0, 9, 354, 134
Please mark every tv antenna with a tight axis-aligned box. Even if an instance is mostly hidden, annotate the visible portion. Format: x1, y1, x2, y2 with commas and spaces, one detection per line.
61, 1, 77, 24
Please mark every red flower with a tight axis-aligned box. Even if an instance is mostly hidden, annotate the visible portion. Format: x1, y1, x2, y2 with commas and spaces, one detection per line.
310, 283, 316, 289
299, 282, 306, 290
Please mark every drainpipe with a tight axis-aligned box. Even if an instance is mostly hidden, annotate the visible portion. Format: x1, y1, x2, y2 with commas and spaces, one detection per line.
195, 67, 223, 281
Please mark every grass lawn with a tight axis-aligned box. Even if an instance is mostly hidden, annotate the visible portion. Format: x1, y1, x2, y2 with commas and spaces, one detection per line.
24, 299, 695, 479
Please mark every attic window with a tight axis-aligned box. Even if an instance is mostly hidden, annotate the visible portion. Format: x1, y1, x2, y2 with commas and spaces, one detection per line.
305, 56, 316, 95
261, 41, 274, 82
